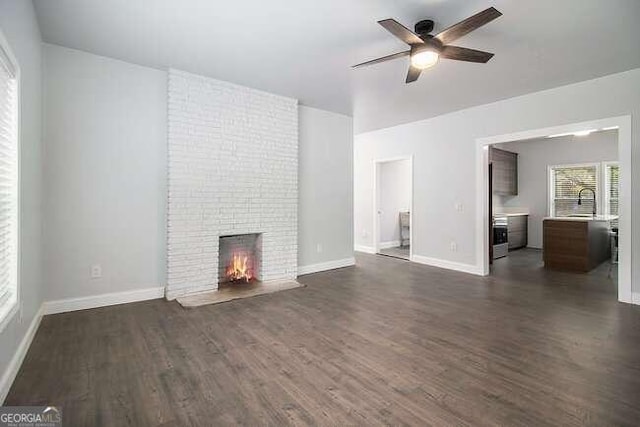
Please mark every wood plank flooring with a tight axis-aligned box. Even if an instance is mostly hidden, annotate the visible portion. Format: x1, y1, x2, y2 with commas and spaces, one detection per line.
378, 246, 410, 260
6, 250, 640, 426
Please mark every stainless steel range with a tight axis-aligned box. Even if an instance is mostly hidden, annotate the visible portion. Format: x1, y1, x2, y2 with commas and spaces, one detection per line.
493, 215, 508, 259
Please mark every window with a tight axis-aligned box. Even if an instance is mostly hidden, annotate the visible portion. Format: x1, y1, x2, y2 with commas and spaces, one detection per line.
605, 163, 619, 217
0, 39, 18, 329
550, 164, 599, 217
604, 162, 619, 227
549, 162, 619, 219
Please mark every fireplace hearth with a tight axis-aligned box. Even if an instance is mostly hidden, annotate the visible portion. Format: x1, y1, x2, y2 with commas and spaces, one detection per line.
175, 231, 304, 308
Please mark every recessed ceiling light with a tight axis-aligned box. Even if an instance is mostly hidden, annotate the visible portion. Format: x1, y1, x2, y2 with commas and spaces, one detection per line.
547, 129, 599, 138
573, 129, 597, 136
547, 132, 574, 138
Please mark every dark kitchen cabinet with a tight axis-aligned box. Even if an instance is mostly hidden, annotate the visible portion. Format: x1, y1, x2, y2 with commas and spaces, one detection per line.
543, 219, 610, 272
490, 147, 518, 195
507, 215, 528, 250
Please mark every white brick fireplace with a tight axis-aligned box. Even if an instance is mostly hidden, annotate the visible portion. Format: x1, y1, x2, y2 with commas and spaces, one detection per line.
166, 70, 298, 299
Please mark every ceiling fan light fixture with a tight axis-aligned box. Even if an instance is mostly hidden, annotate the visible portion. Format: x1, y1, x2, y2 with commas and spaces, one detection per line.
353, 7, 502, 82
411, 50, 439, 69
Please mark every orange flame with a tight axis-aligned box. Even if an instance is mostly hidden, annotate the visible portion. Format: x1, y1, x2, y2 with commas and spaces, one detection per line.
226, 253, 253, 282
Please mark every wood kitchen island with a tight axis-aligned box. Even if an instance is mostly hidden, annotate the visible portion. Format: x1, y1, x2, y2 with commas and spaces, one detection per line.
543, 216, 616, 272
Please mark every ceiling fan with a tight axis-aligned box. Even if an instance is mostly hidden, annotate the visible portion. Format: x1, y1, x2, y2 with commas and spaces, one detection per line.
353, 7, 502, 83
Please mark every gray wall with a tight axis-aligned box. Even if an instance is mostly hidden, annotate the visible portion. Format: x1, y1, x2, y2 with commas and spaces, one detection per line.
0, 0, 43, 401
354, 67, 640, 299
298, 106, 354, 268
495, 130, 618, 248
43, 44, 167, 300
43, 45, 354, 300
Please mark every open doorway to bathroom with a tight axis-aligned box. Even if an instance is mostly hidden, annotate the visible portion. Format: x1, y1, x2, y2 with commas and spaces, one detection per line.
374, 157, 413, 261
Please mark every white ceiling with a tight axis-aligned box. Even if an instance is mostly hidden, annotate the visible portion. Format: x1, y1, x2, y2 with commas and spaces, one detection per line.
33, 0, 640, 133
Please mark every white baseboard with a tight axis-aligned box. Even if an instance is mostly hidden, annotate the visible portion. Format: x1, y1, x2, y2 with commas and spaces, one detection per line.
379, 240, 402, 249
632, 292, 640, 305
298, 257, 356, 276
1, 304, 44, 404
43, 286, 165, 315
411, 255, 484, 276
354, 245, 375, 254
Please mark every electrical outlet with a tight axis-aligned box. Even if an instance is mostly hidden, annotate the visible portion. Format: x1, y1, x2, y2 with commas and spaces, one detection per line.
455, 203, 463, 212
316, 243, 323, 253
91, 264, 102, 279
450, 241, 458, 252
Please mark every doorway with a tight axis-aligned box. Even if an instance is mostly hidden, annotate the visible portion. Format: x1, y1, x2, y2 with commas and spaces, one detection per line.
374, 157, 413, 261
476, 116, 632, 304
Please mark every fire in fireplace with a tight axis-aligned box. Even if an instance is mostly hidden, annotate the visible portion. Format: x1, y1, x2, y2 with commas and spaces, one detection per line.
226, 253, 253, 282
219, 233, 262, 286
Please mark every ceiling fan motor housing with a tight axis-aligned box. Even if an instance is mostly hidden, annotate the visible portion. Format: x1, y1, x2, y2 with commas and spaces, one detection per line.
411, 36, 443, 55
414, 19, 435, 37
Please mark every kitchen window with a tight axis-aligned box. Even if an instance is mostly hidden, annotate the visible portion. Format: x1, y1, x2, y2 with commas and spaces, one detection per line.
604, 162, 619, 217
604, 162, 619, 226
549, 162, 619, 218
0, 35, 19, 332
550, 163, 599, 217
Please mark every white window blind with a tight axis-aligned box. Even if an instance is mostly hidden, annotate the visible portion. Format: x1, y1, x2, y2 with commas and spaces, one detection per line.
551, 165, 597, 217
0, 45, 18, 315
605, 163, 619, 227
606, 164, 619, 216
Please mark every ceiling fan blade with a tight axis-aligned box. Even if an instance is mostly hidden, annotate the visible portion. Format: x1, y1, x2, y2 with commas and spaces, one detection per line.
435, 7, 502, 45
405, 66, 422, 83
378, 19, 424, 45
352, 50, 410, 69
441, 45, 494, 63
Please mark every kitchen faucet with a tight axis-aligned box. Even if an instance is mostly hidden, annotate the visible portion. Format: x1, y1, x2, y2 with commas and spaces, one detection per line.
577, 188, 596, 217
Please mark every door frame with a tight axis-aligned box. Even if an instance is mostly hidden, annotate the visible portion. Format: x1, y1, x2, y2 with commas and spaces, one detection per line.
373, 155, 414, 260
475, 115, 633, 304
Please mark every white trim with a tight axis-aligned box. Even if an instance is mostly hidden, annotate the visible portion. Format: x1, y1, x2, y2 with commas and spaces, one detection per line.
43, 287, 165, 315
476, 116, 633, 304
411, 255, 484, 276
354, 245, 375, 254
633, 293, 640, 305
297, 257, 356, 276
373, 156, 414, 260
379, 240, 402, 249
0, 304, 43, 404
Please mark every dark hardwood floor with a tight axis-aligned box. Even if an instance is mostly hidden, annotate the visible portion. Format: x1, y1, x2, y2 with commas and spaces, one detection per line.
6, 250, 640, 426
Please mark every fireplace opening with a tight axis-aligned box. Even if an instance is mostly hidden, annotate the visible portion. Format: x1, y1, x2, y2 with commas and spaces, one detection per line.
218, 233, 262, 286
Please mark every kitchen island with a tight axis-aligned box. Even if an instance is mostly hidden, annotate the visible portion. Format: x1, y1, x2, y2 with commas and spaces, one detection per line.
543, 215, 617, 272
